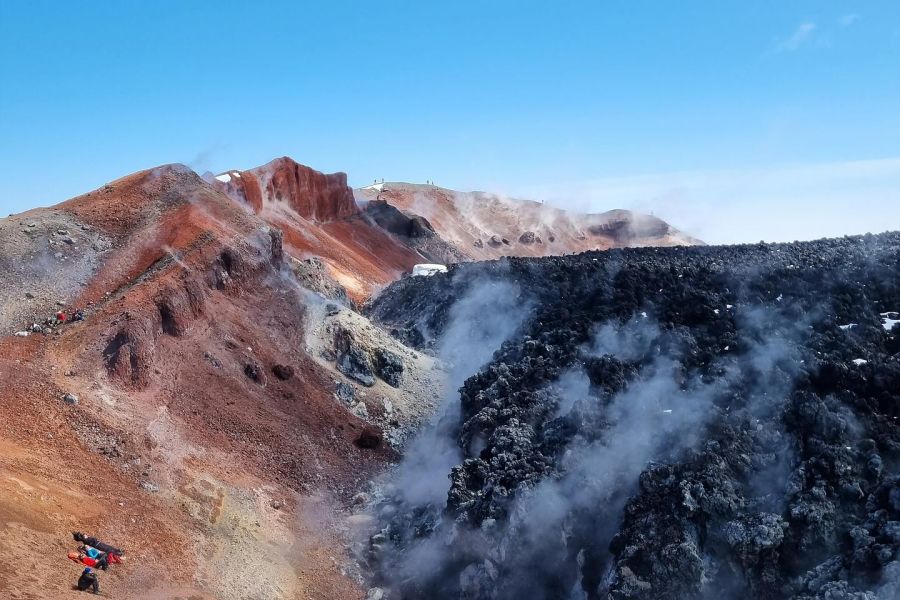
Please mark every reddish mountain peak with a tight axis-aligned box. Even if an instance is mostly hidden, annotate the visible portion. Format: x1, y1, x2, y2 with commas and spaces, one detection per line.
213, 156, 357, 222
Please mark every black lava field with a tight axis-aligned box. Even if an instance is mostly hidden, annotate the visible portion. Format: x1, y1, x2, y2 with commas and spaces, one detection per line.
366, 232, 900, 600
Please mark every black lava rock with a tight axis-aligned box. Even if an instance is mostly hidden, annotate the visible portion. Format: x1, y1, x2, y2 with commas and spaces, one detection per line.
366, 232, 900, 600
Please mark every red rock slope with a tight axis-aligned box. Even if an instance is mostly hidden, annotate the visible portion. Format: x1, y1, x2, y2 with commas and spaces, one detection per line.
0, 165, 397, 599
211, 157, 420, 302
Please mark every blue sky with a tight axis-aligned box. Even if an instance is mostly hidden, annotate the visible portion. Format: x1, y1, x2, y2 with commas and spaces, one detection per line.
1, 1, 899, 242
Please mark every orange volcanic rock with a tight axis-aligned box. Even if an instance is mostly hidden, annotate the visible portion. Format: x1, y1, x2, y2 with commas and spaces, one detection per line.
208, 159, 421, 304
213, 156, 357, 221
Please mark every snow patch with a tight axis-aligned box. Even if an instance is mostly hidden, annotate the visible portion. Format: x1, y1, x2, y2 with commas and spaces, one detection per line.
412, 264, 448, 277
881, 312, 899, 332
839, 324, 857, 331
851, 358, 868, 366
215, 173, 231, 183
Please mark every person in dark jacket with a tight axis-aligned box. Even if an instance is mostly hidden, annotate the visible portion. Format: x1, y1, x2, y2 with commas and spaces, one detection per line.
72, 531, 124, 557
76, 567, 99, 594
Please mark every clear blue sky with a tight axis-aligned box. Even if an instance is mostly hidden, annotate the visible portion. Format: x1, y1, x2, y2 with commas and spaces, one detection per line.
2, 1, 899, 242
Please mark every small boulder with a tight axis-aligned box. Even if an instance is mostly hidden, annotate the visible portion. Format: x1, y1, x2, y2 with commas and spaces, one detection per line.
63, 393, 79, 405
373, 348, 404, 387
355, 426, 382, 450
366, 588, 385, 600
338, 349, 375, 387
272, 364, 294, 380
352, 402, 370, 419
518, 231, 536, 244
334, 327, 375, 386
473, 238, 484, 248
335, 381, 355, 404
203, 352, 222, 369
140, 481, 159, 493
244, 363, 263, 383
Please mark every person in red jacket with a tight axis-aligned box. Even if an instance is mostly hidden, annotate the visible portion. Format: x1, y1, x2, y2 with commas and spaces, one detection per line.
68, 550, 102, 569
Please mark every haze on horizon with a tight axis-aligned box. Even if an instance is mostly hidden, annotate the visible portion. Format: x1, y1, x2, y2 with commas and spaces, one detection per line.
1, 1, 898, 244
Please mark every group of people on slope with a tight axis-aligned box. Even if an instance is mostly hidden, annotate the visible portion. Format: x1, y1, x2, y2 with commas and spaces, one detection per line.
67, 531, 126, 594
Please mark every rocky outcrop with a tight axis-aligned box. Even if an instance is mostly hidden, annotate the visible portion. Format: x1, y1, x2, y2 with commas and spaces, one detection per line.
587, 212, 671, 243
292, 256, 353, 306
518, 231, 538, 244
373, 348, 404, 388
363, 200, 435, 239
363, 200, 468, 265
214, 157, 357, 222
333, 325, 376, 387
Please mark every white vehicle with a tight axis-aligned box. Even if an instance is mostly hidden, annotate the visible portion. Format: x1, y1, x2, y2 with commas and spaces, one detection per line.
411, 263, 448, 277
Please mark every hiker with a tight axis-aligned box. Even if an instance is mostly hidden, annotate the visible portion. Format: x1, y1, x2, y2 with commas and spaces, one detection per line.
77, 544, 120, 565
73, 531, 124, 557
76, 567, 99, 594
68, 550, 104, 569
72, 546, 124, 570
78, 544, 102, 559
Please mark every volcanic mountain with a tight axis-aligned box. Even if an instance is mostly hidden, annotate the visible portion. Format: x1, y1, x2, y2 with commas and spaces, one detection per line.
0, 161, 440, 599
0, 156, 699, 599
